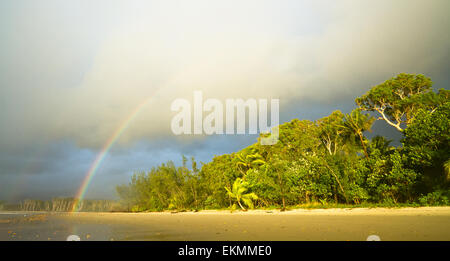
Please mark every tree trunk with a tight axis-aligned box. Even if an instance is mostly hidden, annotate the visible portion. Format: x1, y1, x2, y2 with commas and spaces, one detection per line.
324, 162, 348, 203
358, 132, 369, 158
334, 187, 338, 203
238, 200, 246, 211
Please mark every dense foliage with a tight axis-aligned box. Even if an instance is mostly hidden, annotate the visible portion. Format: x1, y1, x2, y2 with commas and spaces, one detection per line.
117, 74, 449, 211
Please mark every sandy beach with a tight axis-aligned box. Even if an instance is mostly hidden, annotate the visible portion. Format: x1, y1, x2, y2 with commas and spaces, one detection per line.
1, 207, 449, 241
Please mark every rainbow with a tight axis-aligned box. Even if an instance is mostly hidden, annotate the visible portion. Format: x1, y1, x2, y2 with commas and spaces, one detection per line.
71, 95, 157, 212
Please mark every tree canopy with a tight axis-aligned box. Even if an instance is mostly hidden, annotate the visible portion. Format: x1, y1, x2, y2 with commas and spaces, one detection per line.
355, 73, 448, 131
115, 73, 449, 211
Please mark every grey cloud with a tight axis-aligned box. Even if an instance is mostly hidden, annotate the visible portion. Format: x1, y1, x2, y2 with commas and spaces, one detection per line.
1, 0, 449, 150
0, 0, 449, 200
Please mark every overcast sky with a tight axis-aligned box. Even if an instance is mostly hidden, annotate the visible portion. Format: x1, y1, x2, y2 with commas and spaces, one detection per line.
1, 0, 449, 202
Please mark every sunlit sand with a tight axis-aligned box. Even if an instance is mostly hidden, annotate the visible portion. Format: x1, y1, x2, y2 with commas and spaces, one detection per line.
1, 207, 449, 241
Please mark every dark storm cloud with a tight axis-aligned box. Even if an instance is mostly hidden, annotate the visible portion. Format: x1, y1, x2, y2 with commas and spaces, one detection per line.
1, 0, 448, 149
0, 0, 449, 200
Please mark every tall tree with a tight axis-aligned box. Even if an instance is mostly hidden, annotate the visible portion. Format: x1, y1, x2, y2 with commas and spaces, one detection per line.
368, 135, 394, 156
317, 110, 347, 155
342, 109, 375, 158
236, 148, 266, 176
355, 73, 446, 131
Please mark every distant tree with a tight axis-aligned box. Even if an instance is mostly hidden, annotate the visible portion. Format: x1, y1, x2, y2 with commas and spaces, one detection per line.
236, 148, 266, 176
368, 136, 394, 156
116, 184, 134, 212
356, 73, 447, 131
342, 109, 375, 158
257, 119, 321, 161
317, 110, 347, 155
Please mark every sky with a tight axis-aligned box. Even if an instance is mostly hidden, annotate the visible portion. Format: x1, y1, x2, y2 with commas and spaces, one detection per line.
0, 0, 449, 202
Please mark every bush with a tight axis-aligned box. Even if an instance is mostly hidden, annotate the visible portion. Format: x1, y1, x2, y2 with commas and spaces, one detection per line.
418, 190, 450, 206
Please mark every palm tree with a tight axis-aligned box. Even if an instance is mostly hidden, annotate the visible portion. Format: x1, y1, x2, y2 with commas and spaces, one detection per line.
236, 149, 266, 176
444, 159, 450, 181
368, 135, 394, 156
225, 178, 258, 211
342, 109, 375, 158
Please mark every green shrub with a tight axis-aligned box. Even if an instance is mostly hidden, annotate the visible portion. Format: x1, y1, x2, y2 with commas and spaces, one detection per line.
418, 190, 450, 206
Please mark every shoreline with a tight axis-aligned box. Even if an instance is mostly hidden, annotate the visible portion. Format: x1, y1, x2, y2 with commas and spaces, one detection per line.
2, 206, 450, 216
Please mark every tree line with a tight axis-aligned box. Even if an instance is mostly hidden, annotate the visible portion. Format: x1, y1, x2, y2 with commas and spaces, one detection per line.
1, 198, 118, 212
114, 73, 448, 211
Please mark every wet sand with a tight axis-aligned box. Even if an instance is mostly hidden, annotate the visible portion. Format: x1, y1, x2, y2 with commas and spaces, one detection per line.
1, 207, 449, 241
